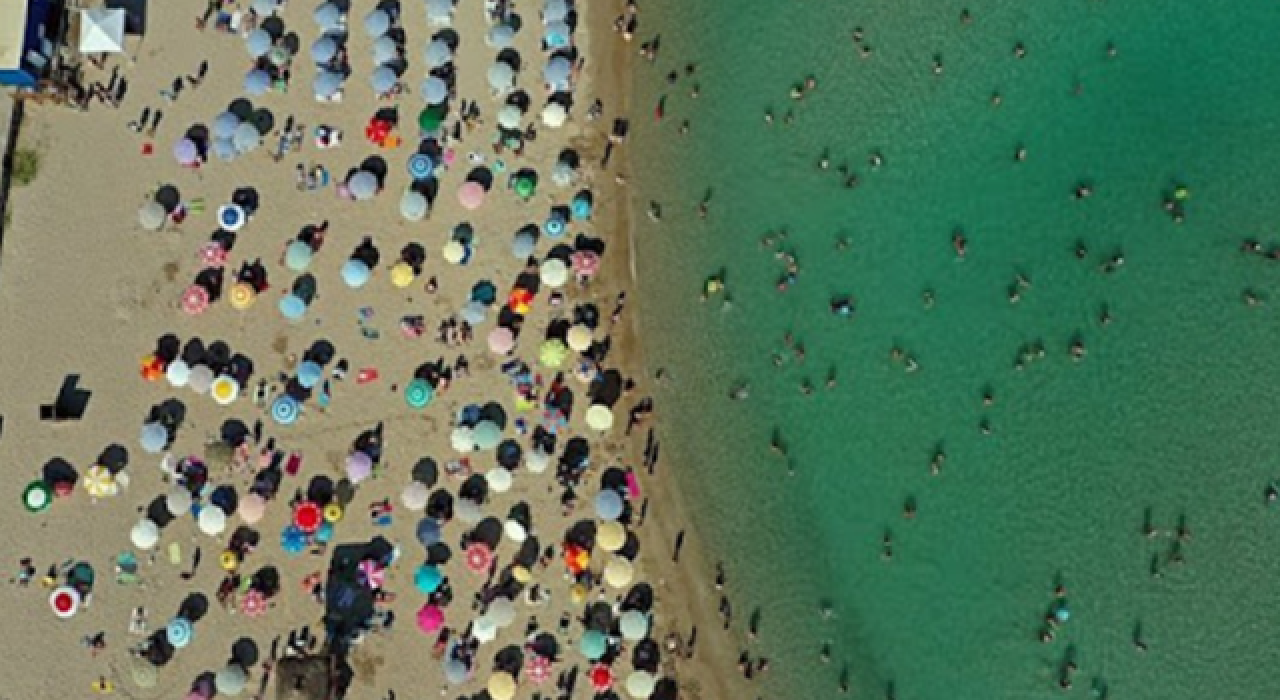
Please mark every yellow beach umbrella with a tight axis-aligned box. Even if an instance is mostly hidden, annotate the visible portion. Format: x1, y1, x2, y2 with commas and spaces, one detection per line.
603, 557, 634, 588
487, 671, 516, 700
442, 240, 465, 265
566, 324, 593, 352
211, 376, 240, 405
511, 564, 532, 583
569, 583, 588, 603
229, 282, 256, 310
83, 465, 118, 498
390, 262, 415, 288
585, 404, 614, 432
597, 521, 625, 553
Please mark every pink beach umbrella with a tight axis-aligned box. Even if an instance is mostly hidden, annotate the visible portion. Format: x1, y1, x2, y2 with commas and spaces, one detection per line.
238, 493, 266, 525
357, 560, 385, 589
240, 589, 267, 617
457, 182, 485, 210
416, 603, 445, 633
346, 451, 373, 483
487, 327, 515, 355
570, 251, 601, 279
173, 138, 198, 165
198, 242, 229, 269
465, 542, 494, 573
525, 655, 552, 684
181, 284, 210, 315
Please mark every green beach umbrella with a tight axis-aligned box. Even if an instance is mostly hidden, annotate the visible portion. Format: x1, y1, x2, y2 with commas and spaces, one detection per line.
514, 175, 535, 199
405, 379, 434, 409
23, 480, 52, 513
539, 339, 569, 368
418, 105, 446, 132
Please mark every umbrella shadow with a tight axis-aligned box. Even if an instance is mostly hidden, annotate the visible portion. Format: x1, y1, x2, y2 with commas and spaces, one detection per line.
564, 520, 596, 549
178, 592, 210, 622
155, 333, 182, 362
623, 583, 654, 613
497, 48, 522, 71
506, 89, 531, 112
250, 108, 275, 136
40, 457, 78, 487
426, 488, 453, 520
479, 401, 507, 428
361, 156, 389, 186
471, 517, 503, 549
181, 337, 207, 365
212, 229, 238, 251
588, 370, 624, 408
432, 29, 459, 51
545, 318, 571, 341
493, 645, 524, 674
548, 90, 574, 111
307, 475, 336, 505
305, 339, 336, 365
228, 98, 255, 121
97, 444, 130, 473
466, 167, 494, 190
412, 458, 438, 486
292, 274, 318, 303
195, 268, 225, 301
231, 637, 260, 667
260, 15, 285, 39
228, 352, 255, 385
426, 541, 452, 566
232, 186, 261, 215
459, 474, 488, 502
410, 177, 438, 203
514, 270, 541, 295
574, 234, 606, 256
352, 238, 381, 267
557, 148, 580, 169
221, 419, 250, 447
145, 495, 174, 527
150, 398, 187, 433
185, 124, 210, 159
155, 184, 182, 212
400, 242, 426, 270
206, 340, 232, 369
514, 538, 541, 568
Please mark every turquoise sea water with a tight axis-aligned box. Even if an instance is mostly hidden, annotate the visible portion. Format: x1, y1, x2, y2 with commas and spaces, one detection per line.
625, 1, 1280, 698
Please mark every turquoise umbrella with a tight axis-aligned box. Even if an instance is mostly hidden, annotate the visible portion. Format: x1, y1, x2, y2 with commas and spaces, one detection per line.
285, 241, 313, 272
579, 630, 606, 660
405, 379, 434, 409
415, 565, 443, 593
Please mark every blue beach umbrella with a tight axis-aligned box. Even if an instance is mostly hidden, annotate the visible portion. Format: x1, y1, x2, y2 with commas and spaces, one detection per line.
579, 630, 606, 660
470, 280, 497, 305
310, 37, 337, 64
443, 658, 468, 684
486, 24, 515, 49
543, 216, 566, 239
219, 204, 246, 231
422, 76, 448, 105
572, 191, 593, 220
315, 522, 334, 544
314, 71, 343, 99
271, 395, 300, 425
371, 65, 397, 93
511, 230, 536, 258
297, 361, 323, 389
140, 422, 168, 454
281, 524, 308, 555
363, 9, 391, 37
416, 517, 442, 547
213, 111, 240, 139
594, 489, 624, 521
342, 259, 372, 288
213, 137, 236, 162
285, 241, 313, 272
373, 36, 398, 65
246, 29, 272, 58
313, 2, 342, 31
166, 617, 193, 648
415, 565, 443, 594
243, 69, 271, 96
279, 294, 307, 321
407, 153, 434, 180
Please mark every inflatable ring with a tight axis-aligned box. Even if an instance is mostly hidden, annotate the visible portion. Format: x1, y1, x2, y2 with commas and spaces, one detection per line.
323, 503, 344, 523
219, 550, 239, 571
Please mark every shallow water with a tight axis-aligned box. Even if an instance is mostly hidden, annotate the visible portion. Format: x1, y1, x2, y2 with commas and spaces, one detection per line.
626, 1, 1280, 697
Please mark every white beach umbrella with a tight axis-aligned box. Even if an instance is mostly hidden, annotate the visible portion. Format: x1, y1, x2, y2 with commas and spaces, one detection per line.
503, 519, 528, 543
486, 468, 512, 493
424, 39, 453, 68
472, 614, 498, 643
473, 420, 502, 450
497, 104, 522, 130
138, 201, 166, 231
488, 596, 516, 627
215, 665, 248, 696
188, 364, 214, 394
251, 0, 279, 17
130, 519, 160, 550
625, 671, 657, 699
585, 404, 614, 432
525, 449, 550, 474
246, 29, 272, 58
348, 171, 378, 200
486, 24, 515, 49
543, 0, 569, 24
401, 482, 430, 511
198, 506, 228, 536
459, 300, 486, 324
540, 258, 569, 288
373, 36, 398, 65
363, 9, 391, 37
400, 190, 428, 221
541, 102, 567, 128
233, 122, 262, 153
618, 610, 649, 641
311, 37, 338, 64
450, 425, 475, 453
487, 62, 515, 92
426, 0, 453, 26
422, 76, 448, 104
544, 56, 571, 89
511, 230, 536, 258
79, 7, 125, 54
551, 161, 575, 186
165, 359, 190, 387
456, 497, 483, 524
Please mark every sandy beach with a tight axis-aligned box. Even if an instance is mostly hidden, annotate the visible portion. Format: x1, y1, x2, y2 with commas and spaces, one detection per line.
0, 0, 751, 698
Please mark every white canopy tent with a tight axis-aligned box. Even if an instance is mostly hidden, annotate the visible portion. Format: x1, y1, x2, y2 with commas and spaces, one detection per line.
79, 7, 125, 54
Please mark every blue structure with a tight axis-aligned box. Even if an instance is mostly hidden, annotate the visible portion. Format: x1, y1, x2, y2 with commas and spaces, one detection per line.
0, 0, 55, 88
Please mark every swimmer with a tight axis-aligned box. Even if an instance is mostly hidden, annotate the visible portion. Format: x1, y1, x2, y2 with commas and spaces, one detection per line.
979, 418, 992, 435
1074, 183, 1093, 199
835, 235, 852, 251
844, 174, 860, 189
881, 532, 893, 560
991, 91, 1003, 106
960, 8, 972, 24
1244, 289, 1262, 306
647, 200, 662, 221
819, 149, 830, 170
800, 379, 814, 395
770, 429, 787, 455
679, 120, 690, 135
1075, 240, 1088, 259
666, 70, 678, 85
729, 382, 750, 401
764, 110, 774, 125
685, 63, 698, 76
1176, 516, 1191, 542
826, 367, 838, 389
1013, 42, 1026, 58
690, 83, 700, 99
1008, 284, 1021, 304
903, 497, 916, 519
820, 642, 832, 663
869, 151, 884, 168
906, 354, 922, 372
697, 201, 709, 219
1106, 42, 1117, 58
795, 343, 806, 362
953, 230, 967, 259
805, 76, 817, 91
859, 44, 874, 59
790, 84, 804, 100
1015, 144, 1027, 162
771, 352, 784, 368
1070, 338, 1086, 361
830, 297, 855, 318
982, 388, 994, 406
1098, 304, 1112, 326
760, 231, 778, 248
783, 110, 795, 125
851, 27, 864, 42
922, 289, 935, 309
932, 54, 944, 75
1267, 483, 1278, 504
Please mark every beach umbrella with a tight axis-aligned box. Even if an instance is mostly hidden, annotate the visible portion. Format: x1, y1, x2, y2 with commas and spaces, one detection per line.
240, 589, 267, 617
165, 488, 193, 517
83, 464, 118, 498
407, 153, 434, 180
604, 557, 634, 588
473, 420, 502, 450
418, 105, 446, 132
402, 482, 429, 511
589, 665, 614, 693
511, 230, 536, 258
271, 395, 300, 425
313, 2, 342, 30
551, 161, 575, 186
138, 201, 166, 230
488, 596, 517, 626
486, 468, 513, 493
215, 665, 247, 696
284, 241, 313, 272
597, 521, 625, 553
280, 525, 307, 554
211, 376, 239, 405
487, 62, 515, 92
245, 29, 272, 58
417, 603, 445, 633
525, 449, 550, 474
130, 657, 158, 688
297, 361, 323, 389
465, 542, 494, 573
443, 659, 468, 684
416, 517, 441, 546
373, 35, 398, 64
567, 324, 593, 352
23, 480, 52, 514
473, 614, 498, 643
626, 671, 657, 698
294, 501, 322, 533
243, 69, 271, 96
450, 425, 475, 452
424, 39, 453, 68
544, 21, 570, 50
213, 138, 236, 161
49, 585, 81, 618
310, 37, 337, 64
540, 258, 569, 288
442, 241, 466, 266
173, 138, 198, 165
579, 630, 606, 660
539, 339, 569, 368
488, 671, 516, 700
279, 294, 307, 321
165, 359, 190, 387
371, 65, 397, 94
229, 282, 256, 310
363, 9, 391, 37
459, 300, 486, 325
391, 262, 415, 288
486, 23, 515, 48
487, 327, 515, 355
513, 175, 536, 199
585, 404, 614, 432
348, 171, 378, 201
544, 57, 571, 88
199, 505, 228, 536
399, 190, 428, 222
455, 497, 482, 524
346, 451, 373, 483
457, 181, 485, 210
619, 610, 649, 641
233, 122, 261, 153
497, 104, 522, 130
213, 111, 240, 139
541, 102, 567, 128
166, 617, 193, 648
342, 259, 372, 288
503, 518, 527, 543
422, 76, 448, 104
543, 0, 569, 23
571, 250, 601, 279
189, 364, 214, 394
414, 564, 443, 594
572, 192, 593, 219
508, 287, 534, 314
130, 519, 160, 549
314, 70, 343, 99
140, 422, 168, 453
218, 203, 247, 232
595, 489, 624, 521
543, 215, 566, 238
405, 378, 434, 408
525, 655, 551, 684
238, 493, 266, 524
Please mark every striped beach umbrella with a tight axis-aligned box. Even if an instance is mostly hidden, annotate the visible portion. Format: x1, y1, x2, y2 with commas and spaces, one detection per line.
407, 153, 434, 180
271, 395, 299, 425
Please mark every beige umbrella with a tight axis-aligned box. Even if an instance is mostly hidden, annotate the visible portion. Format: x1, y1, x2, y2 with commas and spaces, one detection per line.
603, 557, 634, 588
585, 404, 614, 432
401, 482, 430, 510
566, 324, 593, 352
596, 521, 625, 553
540, 258, 568, 288
487, 671, 516, 700
238, 493, 266, 524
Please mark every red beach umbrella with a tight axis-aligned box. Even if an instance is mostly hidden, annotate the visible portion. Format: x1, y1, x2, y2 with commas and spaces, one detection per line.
181, 284, 210, 315
525, 655, 552, 684
293, 501, 322, 533
198, 242, 229, 269
465, 542, 494, 573
587, 664, 613, 692
240, 589, 267, 617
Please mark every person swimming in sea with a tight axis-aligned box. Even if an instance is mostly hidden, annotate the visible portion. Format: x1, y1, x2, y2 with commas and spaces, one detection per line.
819, 150, 830, 170
830, 296, 855, 318
932, 54, 944, 75
869, 151, 884, 168
729, 382, 749, 401
953, 230, 967, 259
819, 641, 832, 664
902, 497, 916, 519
